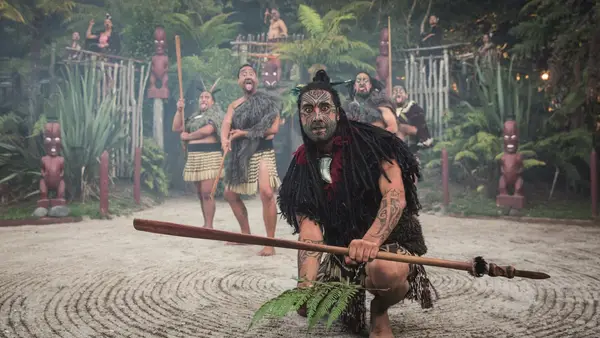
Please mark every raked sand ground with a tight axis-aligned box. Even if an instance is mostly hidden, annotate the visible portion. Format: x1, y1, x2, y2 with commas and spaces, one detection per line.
1, 197, 599, 338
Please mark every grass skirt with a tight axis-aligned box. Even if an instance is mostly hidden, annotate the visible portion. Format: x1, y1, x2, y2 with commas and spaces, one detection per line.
225, 148, 280, 195
183, 143, 223, 182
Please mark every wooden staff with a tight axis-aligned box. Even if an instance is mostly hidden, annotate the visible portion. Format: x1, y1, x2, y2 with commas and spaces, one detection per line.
133, 218, 551, 280
387, 16, 393, 97
175, 35, 185, 150
209, 148, 228, 200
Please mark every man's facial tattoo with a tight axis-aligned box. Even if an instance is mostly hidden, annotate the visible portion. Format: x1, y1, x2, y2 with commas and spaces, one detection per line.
300, 89, 337, 143
354, 73, 371, 97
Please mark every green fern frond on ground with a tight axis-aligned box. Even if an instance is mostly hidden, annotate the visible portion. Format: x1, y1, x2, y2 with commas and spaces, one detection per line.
325, 285, 358, 328
249, 280, 362, 331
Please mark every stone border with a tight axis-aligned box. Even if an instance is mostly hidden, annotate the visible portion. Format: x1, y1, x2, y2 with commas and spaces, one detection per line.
0, 216, 83, 227
445, 213, 599, 226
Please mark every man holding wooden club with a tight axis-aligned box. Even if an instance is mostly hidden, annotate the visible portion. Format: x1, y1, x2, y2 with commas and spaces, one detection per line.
278, 70, 435, 336
220, 64, 282, 256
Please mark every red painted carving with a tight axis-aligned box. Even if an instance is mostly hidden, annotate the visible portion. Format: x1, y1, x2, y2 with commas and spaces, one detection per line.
134, 147, 141, 205
99, 151, 109, 216
496, 120, 525, 209
38, 122, 66, 209
261, 58, 281, 89
375, 28, 389, 88
148, 26, 169, 99
442, 148, 449, 206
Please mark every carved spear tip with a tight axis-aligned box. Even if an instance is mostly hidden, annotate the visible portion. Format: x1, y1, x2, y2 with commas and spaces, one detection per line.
470, 256, 550, 280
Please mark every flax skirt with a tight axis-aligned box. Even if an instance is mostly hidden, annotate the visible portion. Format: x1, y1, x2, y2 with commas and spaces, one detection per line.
225, 140, 281, 195
183, 143, 223, 182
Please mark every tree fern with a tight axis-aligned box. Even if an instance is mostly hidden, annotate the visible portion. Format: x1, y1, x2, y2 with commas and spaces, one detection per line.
249, 280, 362, 332
298, 4, 324, 36
274, 4, 375, 74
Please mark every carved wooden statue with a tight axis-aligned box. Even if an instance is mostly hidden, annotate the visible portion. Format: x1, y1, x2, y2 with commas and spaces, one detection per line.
148, 26, 169, 99
262, 58, 280, 89
38, 122, 66, 209
496, 120, 525, 209
375, 28, 389, 88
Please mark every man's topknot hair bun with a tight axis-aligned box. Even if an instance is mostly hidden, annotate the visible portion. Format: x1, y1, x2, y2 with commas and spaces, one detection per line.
313, 70, 331, 84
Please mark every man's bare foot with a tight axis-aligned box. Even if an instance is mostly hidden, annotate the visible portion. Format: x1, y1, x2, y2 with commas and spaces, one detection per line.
258, 246, 275, 256
370, 299, 394, 338
203, 225, 213, 229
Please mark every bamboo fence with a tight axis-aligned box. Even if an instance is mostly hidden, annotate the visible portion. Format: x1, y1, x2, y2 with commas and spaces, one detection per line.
64, 48, 150, 178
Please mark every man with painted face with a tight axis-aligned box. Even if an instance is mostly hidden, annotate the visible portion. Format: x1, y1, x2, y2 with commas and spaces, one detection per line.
278, 70, 435, 336
393, 85, 433, 150
344, 72, 398, 134
221, 64, 282, 256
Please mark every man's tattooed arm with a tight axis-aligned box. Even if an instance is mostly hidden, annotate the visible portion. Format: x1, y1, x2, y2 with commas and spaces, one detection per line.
363, 160, 407, 246
296, 216, 324, 285
298, 239, 323, 282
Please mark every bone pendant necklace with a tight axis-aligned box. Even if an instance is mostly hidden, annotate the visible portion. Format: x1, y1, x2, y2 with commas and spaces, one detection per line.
319, 156, 333, 183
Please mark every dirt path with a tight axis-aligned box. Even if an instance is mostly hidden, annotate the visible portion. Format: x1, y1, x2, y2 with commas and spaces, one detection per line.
0, 197, 599, 338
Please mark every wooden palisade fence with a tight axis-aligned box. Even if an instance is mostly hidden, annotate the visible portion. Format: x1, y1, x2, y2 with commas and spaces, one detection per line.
400, 43, 468, 140
63, 48, 150, 179
230, 33, 305, 66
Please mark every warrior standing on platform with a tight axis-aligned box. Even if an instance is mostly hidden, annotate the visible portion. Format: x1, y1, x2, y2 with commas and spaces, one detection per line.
344, 72, 398, 134
278, 70, 435, 335
221, 64, 282, 256
172, 82, 224, 229
393, 85, 433, 150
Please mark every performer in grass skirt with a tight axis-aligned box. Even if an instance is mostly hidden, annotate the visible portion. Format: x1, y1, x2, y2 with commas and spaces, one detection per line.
278, 70, 436, 335
220, 64, 282, 256
172, 80, 225, 229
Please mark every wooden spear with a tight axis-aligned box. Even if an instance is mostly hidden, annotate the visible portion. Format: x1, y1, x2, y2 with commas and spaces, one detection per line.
133, 218, 551, 280
175, 35, 185, 150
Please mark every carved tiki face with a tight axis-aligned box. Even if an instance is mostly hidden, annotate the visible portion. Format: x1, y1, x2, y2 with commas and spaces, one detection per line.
154, 27, 166, 55
503, 120, 519, 153
379, 28, 389, 56
43, 122, 62, 157
262, 60, 279, 88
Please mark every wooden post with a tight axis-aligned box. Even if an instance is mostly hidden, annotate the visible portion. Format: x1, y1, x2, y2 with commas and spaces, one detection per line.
442, 148, 450, 206
134, 147, 142, 205
387, 16, 393, 97
99, 151, 109, 217
592, 149, 597, 218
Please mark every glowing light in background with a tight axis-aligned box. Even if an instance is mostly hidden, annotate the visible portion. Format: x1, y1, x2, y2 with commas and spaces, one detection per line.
541, 71, 550, 81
